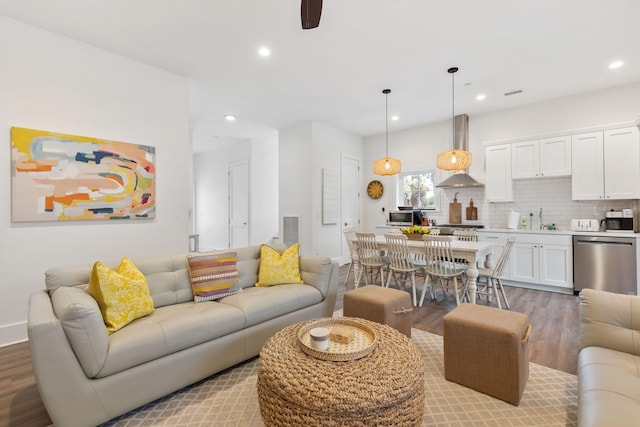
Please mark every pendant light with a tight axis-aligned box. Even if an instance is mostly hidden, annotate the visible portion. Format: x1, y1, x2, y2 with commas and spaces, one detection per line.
436, 67, 472, 171
373, 89, 401, 176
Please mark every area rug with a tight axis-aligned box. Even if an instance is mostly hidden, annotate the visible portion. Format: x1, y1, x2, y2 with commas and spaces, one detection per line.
102, 325, 578, 426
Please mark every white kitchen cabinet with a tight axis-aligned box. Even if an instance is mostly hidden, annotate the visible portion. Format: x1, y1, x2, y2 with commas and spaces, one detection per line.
604, 127, 640, 199
485, 144, 513, 202
509, 234, 572, 289
571, 132, 604, 200
511, 136, 571, 179
572, 127, 640, 200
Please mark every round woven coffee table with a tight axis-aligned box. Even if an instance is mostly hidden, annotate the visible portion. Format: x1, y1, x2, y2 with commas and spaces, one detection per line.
257, 317, 424, 426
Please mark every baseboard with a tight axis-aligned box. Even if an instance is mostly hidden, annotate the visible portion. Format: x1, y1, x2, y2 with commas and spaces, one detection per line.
0, 321, 28, 348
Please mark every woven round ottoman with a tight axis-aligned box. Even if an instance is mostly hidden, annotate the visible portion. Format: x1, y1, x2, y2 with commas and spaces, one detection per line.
257, 317, 424, 426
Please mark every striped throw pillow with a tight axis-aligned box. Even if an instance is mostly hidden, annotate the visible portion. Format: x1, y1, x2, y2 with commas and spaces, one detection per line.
187, 252, 241, 302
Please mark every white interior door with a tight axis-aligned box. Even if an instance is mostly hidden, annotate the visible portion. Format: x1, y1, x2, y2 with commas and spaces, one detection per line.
341, 155, 360, 263
229, 161, 249, 248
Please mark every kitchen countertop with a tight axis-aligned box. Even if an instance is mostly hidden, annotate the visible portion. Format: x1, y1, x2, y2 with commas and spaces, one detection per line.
480, 228, 640, 238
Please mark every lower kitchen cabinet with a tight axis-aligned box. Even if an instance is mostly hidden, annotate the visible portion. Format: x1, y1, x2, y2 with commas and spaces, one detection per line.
511, 241, 572, 289
478, 231, 573, 292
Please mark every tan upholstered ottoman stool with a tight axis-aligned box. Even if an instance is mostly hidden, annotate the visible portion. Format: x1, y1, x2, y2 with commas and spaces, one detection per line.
343, 285, 412, 338
443, 303, 531, 405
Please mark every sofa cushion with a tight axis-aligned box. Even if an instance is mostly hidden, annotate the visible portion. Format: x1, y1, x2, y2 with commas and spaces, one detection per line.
132, 255, 193, 307
50, 285, 109, 378
236, 246, 261, 289
96, 301, 245, 378
88, 259, 155, 334
187, 251, 242, 302
45, 254, 194, 308
578, 346, 640, 426
220, 284, 322, 327
255, 243, 304, 287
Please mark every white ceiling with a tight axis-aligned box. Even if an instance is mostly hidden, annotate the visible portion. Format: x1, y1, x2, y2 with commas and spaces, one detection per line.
1, 0, 639, 152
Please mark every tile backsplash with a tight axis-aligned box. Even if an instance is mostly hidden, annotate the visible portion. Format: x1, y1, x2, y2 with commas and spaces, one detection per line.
431, 177, 639, 230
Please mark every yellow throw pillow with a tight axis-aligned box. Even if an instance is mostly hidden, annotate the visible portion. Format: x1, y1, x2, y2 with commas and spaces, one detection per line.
255, 243, 304, 287
88, 257, 155, 334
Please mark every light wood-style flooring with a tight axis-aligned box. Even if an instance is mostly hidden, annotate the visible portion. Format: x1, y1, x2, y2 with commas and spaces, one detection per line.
0, 264, 579, 427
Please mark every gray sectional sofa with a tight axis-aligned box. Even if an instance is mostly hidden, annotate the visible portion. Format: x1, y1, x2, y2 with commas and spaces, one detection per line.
578, 288, 640, 427
27, 245, 338, 427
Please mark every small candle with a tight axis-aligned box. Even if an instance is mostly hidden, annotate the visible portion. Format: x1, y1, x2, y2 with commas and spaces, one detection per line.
309, 327, 330, 351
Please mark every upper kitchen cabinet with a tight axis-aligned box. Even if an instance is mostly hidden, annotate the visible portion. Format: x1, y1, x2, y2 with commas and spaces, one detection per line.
511, 136, 571, 179
485, 143, 514, 202
572, 126, 640, 200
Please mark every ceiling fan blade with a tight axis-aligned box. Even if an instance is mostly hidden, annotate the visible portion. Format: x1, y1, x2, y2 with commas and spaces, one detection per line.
301, 0, 322, 29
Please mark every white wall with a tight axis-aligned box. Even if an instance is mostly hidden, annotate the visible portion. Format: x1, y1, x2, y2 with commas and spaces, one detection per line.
279, 123, 314, 255
363, 81, 640, 231
0, 16, 190, 346
363, 121, 451, 229
194, 141, 250, 251
279, 121, 363, 258
250, 135, 279, 245
311, 122, 363, 259
193, 136, 279, 251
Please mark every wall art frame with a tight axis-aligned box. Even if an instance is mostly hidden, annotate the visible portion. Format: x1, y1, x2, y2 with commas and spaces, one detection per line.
11, 127, 156, 222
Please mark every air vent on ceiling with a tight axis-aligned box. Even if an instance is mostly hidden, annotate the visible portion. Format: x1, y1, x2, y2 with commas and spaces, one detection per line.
504, 90, 523, 96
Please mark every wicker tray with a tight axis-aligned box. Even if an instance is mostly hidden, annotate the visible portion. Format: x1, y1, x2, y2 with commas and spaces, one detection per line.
297, 318, 377, 361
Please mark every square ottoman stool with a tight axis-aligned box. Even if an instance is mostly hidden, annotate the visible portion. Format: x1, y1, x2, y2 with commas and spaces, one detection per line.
443, 303, 531, 405
343, 285, 412, 338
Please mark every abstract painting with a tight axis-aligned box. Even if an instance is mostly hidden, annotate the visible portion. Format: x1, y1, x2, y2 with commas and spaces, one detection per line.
11, 127, 155, 222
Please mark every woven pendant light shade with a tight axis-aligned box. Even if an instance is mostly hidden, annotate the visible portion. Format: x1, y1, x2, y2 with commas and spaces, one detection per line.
436, 149, 472, 171
437, 67, 473, 172
373, 89, 401, 177
373, 157, 402, 176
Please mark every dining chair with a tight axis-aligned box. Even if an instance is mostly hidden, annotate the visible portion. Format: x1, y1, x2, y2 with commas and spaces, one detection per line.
452, 229, 478, 242
452, 229, 478, 265
384, 233, 426, 306
342, 227, 359, 287
476, 238, 515, 309
355, 232, 388, 287
419, 235, 468, 306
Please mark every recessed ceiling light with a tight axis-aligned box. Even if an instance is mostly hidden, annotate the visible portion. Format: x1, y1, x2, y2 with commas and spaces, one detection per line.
391, 115, 399, 121
258, 47, 271, 57
224, 114, 236, 121
609, 60, 624, 69
476, 94, 486, 101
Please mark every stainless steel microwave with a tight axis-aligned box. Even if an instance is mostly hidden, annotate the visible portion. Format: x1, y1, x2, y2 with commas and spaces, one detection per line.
388, 210, 413, 225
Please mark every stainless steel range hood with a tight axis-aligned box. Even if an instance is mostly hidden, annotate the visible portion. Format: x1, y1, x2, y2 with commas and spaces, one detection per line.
436, 114, 484, 188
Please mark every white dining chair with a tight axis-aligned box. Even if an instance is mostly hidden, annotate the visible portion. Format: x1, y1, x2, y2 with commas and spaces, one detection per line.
452, 229, 478, 265
342, 227, 359, 286
419, 235, 468, 306
384, 233, 425, 306
476, 238, 515, 309
355, 232, 388, 287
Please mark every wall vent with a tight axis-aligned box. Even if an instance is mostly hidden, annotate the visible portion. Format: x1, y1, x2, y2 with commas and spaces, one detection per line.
282, 216, 300, 247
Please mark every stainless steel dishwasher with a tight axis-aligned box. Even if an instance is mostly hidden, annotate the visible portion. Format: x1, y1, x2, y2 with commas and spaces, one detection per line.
573, 235, 637, 295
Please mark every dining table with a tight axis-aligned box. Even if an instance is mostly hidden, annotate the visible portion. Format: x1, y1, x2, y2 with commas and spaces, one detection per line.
353, 235, 497, 305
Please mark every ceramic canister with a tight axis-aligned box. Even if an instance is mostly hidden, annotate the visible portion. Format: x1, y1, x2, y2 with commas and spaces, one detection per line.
309, 327, 330, 351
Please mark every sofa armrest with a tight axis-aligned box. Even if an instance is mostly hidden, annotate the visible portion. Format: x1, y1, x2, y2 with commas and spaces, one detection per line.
28, 291, 110, 427
299, 256, 337, 298
579, 288, 640, 355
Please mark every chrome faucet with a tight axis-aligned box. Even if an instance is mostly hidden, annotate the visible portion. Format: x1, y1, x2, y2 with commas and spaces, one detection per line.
539, 208, 543, 230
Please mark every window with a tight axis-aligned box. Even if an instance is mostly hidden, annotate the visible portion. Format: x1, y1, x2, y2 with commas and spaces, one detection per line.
398, 170, 437, 210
